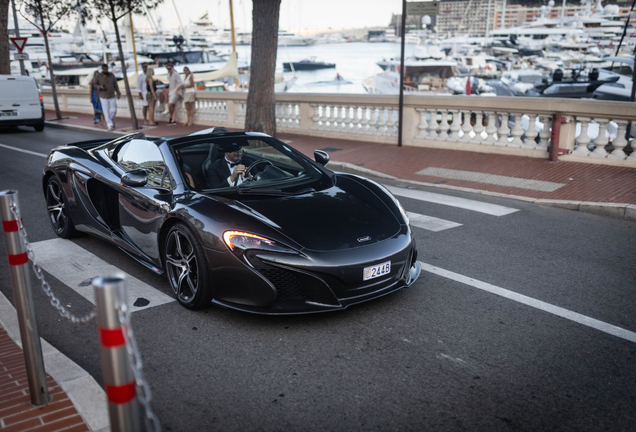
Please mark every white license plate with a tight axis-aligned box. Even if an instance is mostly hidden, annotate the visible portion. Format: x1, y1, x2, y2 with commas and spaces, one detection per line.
363, 261, 391, 281
0, 111, 18, 117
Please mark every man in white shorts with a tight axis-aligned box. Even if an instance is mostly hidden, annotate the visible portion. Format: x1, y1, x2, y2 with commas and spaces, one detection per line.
166, 63, 183, 125
96, 64, 121, 131
136, 63, 148, 124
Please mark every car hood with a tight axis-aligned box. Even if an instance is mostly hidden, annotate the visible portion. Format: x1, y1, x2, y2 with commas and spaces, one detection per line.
234, 177, 402, 251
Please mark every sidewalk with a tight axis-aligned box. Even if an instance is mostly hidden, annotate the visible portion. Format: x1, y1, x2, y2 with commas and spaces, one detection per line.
45, 110, 636, 220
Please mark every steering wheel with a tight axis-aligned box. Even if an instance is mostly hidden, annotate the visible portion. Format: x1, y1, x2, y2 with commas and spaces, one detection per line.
233, 160, 274, 186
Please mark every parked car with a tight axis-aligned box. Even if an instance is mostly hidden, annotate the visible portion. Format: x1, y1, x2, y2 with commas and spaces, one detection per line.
42, 128, 420, 314
0, 75, 45, 131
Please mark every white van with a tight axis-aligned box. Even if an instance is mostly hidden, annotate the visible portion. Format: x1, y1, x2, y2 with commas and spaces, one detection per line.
0, 75, 45, 131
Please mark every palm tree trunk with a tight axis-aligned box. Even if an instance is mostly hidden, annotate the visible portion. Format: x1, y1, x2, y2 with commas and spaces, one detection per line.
111, 4, 138, 130
0, 0, 10, 75
245, 0, 281, 136
40, 6, 61, 120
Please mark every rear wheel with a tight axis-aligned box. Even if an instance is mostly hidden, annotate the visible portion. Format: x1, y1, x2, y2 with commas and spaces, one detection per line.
33, 122, 44, 132
164, 223, 212, 309
45, 177, 77, 238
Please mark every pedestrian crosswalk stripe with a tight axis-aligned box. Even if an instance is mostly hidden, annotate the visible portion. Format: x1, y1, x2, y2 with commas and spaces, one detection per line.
385, 185, 519, 216
407, 212, 462, 232
30, 239, 175, 312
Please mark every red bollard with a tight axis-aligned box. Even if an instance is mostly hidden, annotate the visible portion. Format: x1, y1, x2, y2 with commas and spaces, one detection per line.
93, 276, 141, 432
0, 190, 50, 406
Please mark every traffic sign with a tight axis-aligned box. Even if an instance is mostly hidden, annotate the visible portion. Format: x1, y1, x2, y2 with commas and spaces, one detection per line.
406, 1, 441, 16
14, 53, 29, 60
10, 37, 28, 53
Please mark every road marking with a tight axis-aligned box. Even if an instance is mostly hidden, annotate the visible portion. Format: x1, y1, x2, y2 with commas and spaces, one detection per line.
386, 185, 519, 216
30, 239, 175, 312
407, 212, 462, 232
0, 142, 48, 158
416, 167, 565, 192
420, 262, 636, 344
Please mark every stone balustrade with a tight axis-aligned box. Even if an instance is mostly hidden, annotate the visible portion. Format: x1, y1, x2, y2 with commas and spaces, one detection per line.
42, 88, 636, 167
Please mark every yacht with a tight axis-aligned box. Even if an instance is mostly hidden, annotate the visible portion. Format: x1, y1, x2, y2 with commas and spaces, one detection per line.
593, 56, 633, 101
278, 31, 315, 46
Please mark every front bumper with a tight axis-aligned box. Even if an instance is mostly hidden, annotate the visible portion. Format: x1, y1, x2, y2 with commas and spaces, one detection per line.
206, 229, 421, 315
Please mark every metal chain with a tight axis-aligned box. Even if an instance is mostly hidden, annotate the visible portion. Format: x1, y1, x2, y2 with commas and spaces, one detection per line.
10, 203, 96, 324
118, 303, 162, 432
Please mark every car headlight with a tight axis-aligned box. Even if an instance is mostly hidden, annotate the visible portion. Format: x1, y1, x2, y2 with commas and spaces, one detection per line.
223, 231, 294, 253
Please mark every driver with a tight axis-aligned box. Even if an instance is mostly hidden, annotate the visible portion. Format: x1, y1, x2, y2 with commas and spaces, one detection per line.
206, 142, 251, 188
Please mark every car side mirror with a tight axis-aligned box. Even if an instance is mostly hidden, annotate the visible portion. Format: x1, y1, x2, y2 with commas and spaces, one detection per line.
121, 169, 148, 187
314, 150, 329, 166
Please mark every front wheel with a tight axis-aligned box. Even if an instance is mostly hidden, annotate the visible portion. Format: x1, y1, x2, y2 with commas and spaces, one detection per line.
163, 223, 212, 309
45, 176, 78, 238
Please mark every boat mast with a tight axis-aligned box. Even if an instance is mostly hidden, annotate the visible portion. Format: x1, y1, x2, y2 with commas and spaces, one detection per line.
129, 13, 139, 75
229, 0, 238, 87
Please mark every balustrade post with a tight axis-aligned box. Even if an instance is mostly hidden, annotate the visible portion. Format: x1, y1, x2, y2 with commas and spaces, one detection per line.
607, 119, 628, 159
458, 110, 472, 142
366, 107, 378, 135
590, 118, 609, 158
484, 111, 497, 145
572, 117, 592, 156
471, 111, 484, 143
537, 115, 551, 151
496, 112, 510, 146
509, 113, 525, 147
428, 110, 440, 140
447, 110, 461, 142
377, 107, 388, 136
415, 108, 429, 139
438, 109, 450, 140
521, 114, 539, 149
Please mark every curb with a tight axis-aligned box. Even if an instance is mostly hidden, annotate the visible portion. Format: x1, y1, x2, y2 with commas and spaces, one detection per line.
0, 291, 109, 432
45, 119, 127, 138
329, 161, 636, 222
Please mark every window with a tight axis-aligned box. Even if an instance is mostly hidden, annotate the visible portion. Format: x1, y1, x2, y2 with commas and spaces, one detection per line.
116, 140, 170, 188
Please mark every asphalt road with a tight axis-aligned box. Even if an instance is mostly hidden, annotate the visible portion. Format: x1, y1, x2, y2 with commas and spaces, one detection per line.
1, 126, 635, 431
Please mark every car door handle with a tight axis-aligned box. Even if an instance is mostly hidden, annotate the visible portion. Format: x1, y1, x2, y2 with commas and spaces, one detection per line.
12, 104, 20, 107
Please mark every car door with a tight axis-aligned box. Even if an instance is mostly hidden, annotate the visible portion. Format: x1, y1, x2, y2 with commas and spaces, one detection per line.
115, 139, 173, 263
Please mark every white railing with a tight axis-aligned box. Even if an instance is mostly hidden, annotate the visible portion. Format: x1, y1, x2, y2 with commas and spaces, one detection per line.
43, 88, 636, 167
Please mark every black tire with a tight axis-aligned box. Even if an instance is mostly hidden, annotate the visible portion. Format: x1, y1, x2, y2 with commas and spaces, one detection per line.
33, 122, 44, 132
164, 223, 212, 309
45, 176, 78, 238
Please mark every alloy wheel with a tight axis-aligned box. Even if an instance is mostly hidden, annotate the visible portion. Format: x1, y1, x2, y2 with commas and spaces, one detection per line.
165, 229, 200, 303
46, 181, 68, 234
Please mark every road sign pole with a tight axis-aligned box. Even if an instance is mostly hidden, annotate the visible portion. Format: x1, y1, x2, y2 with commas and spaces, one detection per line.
10, 0, 26, 76
398, 0, 407, 147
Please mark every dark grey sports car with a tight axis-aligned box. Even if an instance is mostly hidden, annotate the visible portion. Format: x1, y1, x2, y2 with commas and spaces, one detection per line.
42, 128, 420, 314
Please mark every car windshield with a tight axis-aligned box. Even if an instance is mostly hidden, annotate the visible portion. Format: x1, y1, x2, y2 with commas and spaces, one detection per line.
172, 135, 330, 193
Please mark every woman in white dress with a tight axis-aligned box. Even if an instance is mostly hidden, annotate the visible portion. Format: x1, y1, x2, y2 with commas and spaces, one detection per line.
181, 67, 196, 127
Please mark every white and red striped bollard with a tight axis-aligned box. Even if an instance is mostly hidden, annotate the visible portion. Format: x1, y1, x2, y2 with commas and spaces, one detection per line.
93, 276, 141, 432
0, 190, 50, 406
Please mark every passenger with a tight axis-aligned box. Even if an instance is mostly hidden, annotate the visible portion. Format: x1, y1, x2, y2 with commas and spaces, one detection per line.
206, 142, 250, 188
174, 148, 195, 188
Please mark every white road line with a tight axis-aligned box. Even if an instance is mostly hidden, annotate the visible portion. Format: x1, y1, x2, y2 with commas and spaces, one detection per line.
0, 142, 48, 158
407, 212, 462, 232
386, 185, 519, 216
30, 238, 175, 312
420, 262, 636, 344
